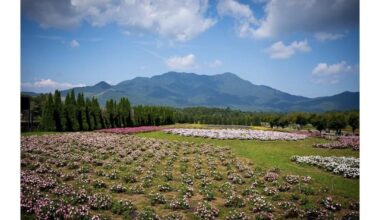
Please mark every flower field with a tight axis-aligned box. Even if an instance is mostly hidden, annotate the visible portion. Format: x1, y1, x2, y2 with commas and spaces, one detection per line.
21, 132, 359, 219
98, 126, 163, 134
291, 156, 359, 178
313, 136, 359, 151
165, 128, 308, 141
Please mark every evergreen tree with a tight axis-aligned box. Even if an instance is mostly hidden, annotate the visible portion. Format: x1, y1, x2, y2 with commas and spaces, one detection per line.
85, 98, 94, 130
64, 90, 79, 131
76, 93, 88, 131
53, 90, 64, 131
91, 97, 104, 129
106, 99, 116, 128
40, 93, 55, 131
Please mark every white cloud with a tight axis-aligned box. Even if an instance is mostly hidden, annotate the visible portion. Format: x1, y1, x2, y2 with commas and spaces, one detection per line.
21, 79, 86, 92
22, 0, 216, 42
314, 32, 345, 41
265, 40, 310, 59
311, 61, 358, 84
209, 59, 223, 68
217, 0, 255, 20
165, 54, 198, 70
217, 0, 358, 39
254, 0, 358, 38
217, 0, 257, 38
69, 40, 80, 48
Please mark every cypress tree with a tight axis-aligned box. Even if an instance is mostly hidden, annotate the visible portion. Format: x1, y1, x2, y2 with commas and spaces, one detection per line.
64, 90, 79, 131
40, 93, 55, 131
91, 97, 103, 129
118, 97, 132, 127
85, 98, 94, 130
106, 99, 116, 128
126, 98, 132, 127
53, 90, 64, 131
64, 93, 73, 131
76, 93, 88, 131
127, 105, 133, 127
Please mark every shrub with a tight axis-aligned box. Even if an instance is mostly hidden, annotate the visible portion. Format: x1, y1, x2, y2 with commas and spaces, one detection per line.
163, 213, 184, 220
149, 192, 167, 205
169, 196, 190, 210
127, 184, 145, 194
211, 171, 223, 181
195, 201, 219, 220
111, 199, 136, 217
226, 210, 248, 220
249, 196, 272, 213
158, 183, 173, 192
224, 193, 245, 208
93, 180, 107, 189
162, 170, 173, 181
110, 184, 127, 193
228, 173, 245, 184
200, 185, 215, 201
263, 172, 278, 182
321, 197, 341, 211
88, 194, 112, 210
179, 184, 194, 197
278, 183, 291, 192
137, 207, 160, 220
284, 175, 299, 185
123, 173, 137, 183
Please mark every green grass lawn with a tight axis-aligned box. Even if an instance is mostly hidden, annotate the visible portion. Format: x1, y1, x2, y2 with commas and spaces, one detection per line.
21, 131, 65, 136
137, 131, 359, 200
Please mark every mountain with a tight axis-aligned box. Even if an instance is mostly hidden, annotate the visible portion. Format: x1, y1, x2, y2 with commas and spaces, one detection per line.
61, 81, 111, 97
55, 72, 358, 112
21, 91, 41, 97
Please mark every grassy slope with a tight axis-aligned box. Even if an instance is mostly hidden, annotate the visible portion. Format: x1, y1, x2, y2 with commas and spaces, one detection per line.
137, 131, 359, 199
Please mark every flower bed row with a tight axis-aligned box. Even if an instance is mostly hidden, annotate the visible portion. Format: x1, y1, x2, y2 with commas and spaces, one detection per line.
291, 155, 359, 178
313, 136, 359, 151
98, 126, 163, 134
165, 128, 308, 141
21, 133, 358, 219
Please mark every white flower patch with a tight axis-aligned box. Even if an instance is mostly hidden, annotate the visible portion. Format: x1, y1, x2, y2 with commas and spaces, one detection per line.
291, 156, 359, 178
165, 128, 307, 141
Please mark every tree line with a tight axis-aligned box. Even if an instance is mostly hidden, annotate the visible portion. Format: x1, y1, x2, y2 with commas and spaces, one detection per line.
264, 111, 359, 134
33, 91, 358, 134
39, 90, 175, 131
173, 107, 358, 135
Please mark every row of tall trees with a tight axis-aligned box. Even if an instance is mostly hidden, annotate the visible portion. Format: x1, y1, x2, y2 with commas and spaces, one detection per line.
105, 98, 132, 128
40, 90, 175, 131
174, 107, 264, 126
38, 91, 358, 134
40, 90, 105, 131
134, 105, 175, 126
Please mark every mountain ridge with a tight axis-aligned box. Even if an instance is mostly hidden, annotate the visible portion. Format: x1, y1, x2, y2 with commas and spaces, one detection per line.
22, 72, 359, 112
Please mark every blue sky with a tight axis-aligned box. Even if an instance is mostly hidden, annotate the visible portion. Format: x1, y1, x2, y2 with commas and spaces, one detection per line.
21, 0, 359, 98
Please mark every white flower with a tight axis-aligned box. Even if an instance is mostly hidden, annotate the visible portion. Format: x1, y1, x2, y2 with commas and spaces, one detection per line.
291, 155, 359, 178
165, 128, 307, 141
